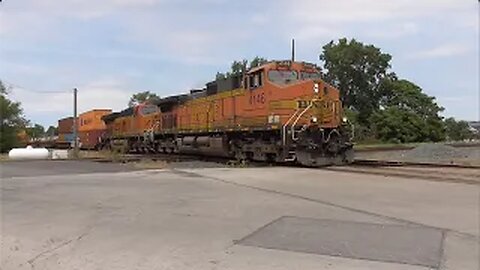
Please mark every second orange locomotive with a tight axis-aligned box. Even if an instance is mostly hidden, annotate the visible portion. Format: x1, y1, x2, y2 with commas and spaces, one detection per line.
102, 60, 353, 166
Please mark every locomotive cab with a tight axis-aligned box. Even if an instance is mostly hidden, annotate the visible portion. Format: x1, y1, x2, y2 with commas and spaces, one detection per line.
244, 60, 353, 166
134, 103, 161, 134
246, 60, 345, 127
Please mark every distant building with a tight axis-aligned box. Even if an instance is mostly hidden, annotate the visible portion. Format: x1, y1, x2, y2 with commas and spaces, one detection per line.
468, 121, 480, 134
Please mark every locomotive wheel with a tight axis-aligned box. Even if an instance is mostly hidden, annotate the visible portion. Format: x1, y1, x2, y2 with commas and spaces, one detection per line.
342, 147, 354, 164
235, 150, 246, 161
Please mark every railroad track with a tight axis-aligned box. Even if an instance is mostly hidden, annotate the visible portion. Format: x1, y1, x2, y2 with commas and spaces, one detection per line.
89, 152, 480, 185
92, 152, 235, 165
327, 159, 480, 185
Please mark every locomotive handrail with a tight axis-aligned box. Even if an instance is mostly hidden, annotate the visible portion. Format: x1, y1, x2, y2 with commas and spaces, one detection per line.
282, 108, 301, 145
291, 103, 313, 141
145, 120, 161, 142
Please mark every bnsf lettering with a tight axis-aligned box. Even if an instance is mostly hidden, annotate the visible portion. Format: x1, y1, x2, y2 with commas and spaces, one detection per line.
297, 100, 331, 109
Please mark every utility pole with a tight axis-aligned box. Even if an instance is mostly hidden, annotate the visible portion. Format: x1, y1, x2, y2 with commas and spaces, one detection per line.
73, 88, 78, 158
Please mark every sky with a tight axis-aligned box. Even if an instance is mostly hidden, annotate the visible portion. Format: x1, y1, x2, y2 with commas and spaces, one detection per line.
0, 0, 478, 127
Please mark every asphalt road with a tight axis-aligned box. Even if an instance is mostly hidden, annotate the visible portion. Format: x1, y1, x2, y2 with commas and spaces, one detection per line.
1, 160, 478, 269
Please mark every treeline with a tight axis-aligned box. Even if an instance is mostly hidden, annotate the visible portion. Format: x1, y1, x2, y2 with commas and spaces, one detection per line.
0, 80, 57, 152
320, 38, 475, 143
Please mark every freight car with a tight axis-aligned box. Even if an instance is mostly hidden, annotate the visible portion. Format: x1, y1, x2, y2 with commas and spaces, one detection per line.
101, 60, 353, 166
57, 116, 76, 147
78, 109, 111, 149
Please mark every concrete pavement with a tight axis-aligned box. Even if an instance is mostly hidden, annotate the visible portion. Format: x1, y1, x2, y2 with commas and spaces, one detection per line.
1, 161, 478, 269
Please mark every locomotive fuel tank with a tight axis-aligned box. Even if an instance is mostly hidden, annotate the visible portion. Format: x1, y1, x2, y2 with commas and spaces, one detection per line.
177, 136, 228, 157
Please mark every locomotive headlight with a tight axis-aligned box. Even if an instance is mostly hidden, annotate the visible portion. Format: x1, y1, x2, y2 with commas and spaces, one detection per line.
342, 116, 348, 123
311, 116, 318, 123
313, 83, 319, 93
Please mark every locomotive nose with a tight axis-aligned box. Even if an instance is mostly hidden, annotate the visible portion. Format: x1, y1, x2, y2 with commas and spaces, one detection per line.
306, 98, 338, 127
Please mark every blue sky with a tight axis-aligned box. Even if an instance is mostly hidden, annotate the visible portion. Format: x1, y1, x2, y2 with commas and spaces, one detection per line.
1, 0, 478, 127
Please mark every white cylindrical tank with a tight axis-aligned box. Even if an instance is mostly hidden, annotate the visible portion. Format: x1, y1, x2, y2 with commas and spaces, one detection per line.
8, 146, 49, 160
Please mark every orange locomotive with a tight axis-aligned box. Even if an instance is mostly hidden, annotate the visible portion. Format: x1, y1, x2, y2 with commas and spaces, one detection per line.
102, 60, 353, 166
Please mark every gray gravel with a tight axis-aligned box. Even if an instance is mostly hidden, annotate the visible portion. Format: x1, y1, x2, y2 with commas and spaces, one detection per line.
355, 143, 480, 165
405, 144, 468, 161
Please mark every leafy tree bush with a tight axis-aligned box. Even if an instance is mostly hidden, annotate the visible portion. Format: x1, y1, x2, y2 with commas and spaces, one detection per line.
371, 79, 445, 142
46, 125, 58, 136
320, 38, 394, 124
216, 57, 268, 79
321, 38, 447, 144
26, 124, 45, 140
444, 117, 474, 141
0, 80, 28, 152
128, 91, 160, 107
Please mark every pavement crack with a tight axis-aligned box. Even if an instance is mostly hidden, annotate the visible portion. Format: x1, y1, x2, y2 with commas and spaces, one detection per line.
26, 231, 89, 269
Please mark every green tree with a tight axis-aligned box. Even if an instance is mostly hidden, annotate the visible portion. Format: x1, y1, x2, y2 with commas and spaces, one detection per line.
444, 117, 473, 141
215, 72, 227, 80
217, 57, 268, 80
378, 79, 444, 118
0, 80, 28, 152
249, 56, 268, 69
230, 59, 248, 75
320, 38, 394, 123
26, 124, 45, 139
128, 91, 160, 107
343, 108, 376, 143
46, 125, 58, 136
370, 79, 445, 143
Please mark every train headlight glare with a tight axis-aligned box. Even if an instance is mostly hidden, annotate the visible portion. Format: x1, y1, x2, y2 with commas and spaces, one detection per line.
311, 116, 318, 123
342, 117, 348, 123
313, 83, 319, 93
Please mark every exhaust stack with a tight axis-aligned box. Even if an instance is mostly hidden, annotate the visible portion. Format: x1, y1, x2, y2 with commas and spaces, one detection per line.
291, 38, 295, 62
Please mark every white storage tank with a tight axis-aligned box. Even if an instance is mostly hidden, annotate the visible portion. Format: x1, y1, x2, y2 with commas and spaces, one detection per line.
8, 146, 49, 160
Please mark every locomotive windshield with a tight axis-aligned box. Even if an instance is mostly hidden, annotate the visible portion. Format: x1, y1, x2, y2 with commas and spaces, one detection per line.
139, 105, 159, 115
300, 71, 322, 80
268, 70, 298, 85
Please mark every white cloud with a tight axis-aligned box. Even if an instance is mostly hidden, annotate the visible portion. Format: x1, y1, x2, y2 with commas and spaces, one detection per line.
367, 22, 419, 39
122, 13, 253, 65
10, 78, 132, 116
409, 43, 472, 59
6, 0, 165, 19
0, 0, 167, 41
285, 0, 468, 24
273, 0, 475, 42
0, 10, 57, 40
